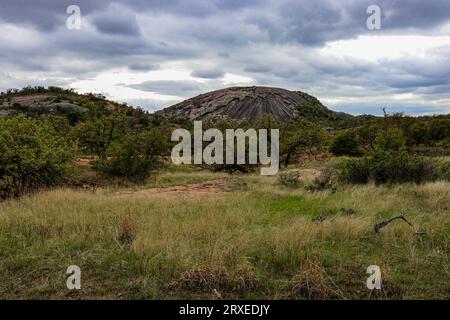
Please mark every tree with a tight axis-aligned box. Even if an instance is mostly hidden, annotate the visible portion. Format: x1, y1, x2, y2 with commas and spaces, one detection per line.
0, 116, 75, 198
280, 118, 327, 167
356, 122, 379, 151
329, 131, 362, 156
71, 110, 131, 158
94, 127, 170, 181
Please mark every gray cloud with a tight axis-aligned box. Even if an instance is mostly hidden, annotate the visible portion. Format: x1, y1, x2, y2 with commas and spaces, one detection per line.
1, 0, 449, 39
92, 4, 141, 36
333, 102, 450, 116
244, 65, 272, 73
191, 69, 225, 79
128, 63, 160, 72
127, 80, 203, 96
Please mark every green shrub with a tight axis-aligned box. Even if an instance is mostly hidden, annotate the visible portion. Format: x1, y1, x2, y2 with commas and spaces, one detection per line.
0, 116, 75, 198
329, 132, 362, 156
94, 128, 169, 182
340, 158, 371, 184
340, 128, 437, 185
340, 154, 436, 185
373, 151, 435, 184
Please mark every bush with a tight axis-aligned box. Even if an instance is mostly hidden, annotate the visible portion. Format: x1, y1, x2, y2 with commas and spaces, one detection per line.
341, 153, 436, 185
0, 116, 75, 199
94, 128, 169, 182
279, 171, 300, 187
372, 150, 435, 184
340, 158, 371, 184
340, 128, 437, 185
329, 131, 363, 156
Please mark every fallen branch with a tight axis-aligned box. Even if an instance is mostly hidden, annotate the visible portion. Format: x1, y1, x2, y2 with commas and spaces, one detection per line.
374, 213, 424, 235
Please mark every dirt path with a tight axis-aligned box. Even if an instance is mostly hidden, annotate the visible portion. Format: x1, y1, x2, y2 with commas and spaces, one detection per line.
117, 179, 242, 195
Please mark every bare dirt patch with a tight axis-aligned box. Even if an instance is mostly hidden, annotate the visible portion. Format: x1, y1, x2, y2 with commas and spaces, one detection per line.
118, 179, 244, 195
10, 94, 52, 106
287, 169, 322, 182
76, 158, 93, 167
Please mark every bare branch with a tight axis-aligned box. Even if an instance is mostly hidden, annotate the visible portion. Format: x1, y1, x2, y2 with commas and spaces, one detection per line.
374, 213, 424, 235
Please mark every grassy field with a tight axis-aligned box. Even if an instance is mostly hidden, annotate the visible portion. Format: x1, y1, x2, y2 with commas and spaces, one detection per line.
0, 164, 449, 299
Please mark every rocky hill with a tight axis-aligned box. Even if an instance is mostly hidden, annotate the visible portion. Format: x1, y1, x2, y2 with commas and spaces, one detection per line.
157, 86, 351, 123
0, 86, 130, 123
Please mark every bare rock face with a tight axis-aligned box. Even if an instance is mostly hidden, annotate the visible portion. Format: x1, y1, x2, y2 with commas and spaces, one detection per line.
157, 86, 328, 122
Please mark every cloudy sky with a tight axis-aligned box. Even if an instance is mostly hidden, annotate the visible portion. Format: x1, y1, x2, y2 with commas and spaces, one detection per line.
1, 0, 450, 115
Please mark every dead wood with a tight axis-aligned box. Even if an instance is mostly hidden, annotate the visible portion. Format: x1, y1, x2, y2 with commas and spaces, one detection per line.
374, 213, 424, 235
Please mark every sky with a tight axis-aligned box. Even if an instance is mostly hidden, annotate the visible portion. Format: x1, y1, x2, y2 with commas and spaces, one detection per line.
0, 0, 450, 115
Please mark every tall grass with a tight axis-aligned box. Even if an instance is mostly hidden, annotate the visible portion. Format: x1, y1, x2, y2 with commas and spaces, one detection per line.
0, 173, 448, 299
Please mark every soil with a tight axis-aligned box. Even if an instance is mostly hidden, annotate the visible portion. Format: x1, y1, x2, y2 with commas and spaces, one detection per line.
117, 179, 240, 195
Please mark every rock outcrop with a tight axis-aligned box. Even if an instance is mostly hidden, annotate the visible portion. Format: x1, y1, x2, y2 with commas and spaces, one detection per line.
157, 86, 331, 122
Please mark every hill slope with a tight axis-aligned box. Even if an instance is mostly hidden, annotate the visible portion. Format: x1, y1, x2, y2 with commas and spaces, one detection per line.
157, 86, 351, 123
0, 86, 132, 122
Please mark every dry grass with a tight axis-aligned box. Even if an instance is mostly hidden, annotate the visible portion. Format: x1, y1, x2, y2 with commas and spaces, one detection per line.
116, 209, 137, 246
0, 171, 448, 299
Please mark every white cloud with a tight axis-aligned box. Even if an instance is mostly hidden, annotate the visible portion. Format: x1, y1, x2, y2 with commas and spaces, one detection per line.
321, 35, 450, 62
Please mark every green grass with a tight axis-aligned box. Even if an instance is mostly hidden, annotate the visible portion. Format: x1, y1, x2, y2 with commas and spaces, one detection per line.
0, 166, 448, 299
